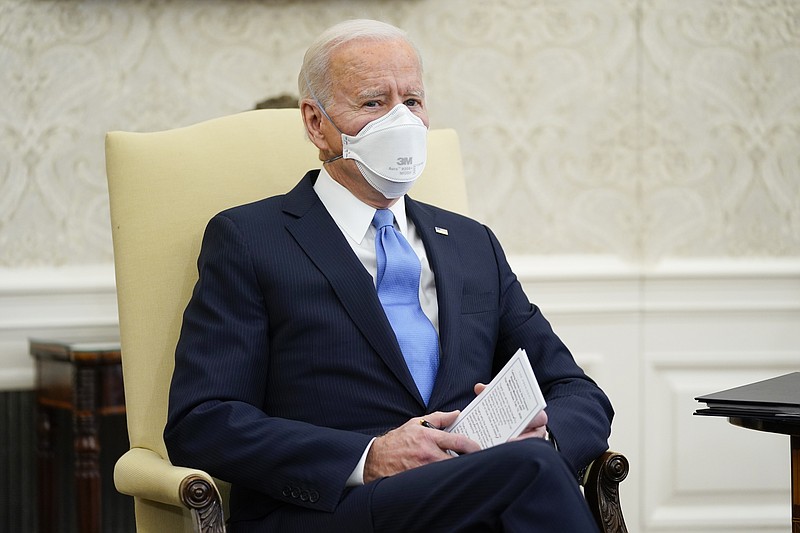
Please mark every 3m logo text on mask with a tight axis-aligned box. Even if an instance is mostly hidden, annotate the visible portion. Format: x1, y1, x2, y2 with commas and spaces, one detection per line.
397, 156, 413, 166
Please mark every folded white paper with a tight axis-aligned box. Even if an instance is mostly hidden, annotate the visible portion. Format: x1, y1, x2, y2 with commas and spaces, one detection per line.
445, 349, 547, 449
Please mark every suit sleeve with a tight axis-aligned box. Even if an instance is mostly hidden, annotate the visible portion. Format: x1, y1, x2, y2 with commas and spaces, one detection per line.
485, 226, 614, 476
164, 214, 372, 512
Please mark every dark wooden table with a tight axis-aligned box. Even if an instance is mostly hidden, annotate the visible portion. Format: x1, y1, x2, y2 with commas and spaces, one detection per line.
30, 337, 124, 533
728, 417, 799, 533
696, 373, 800, 533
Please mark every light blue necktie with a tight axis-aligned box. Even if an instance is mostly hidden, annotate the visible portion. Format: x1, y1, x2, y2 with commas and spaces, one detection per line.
372, 209, 439, 404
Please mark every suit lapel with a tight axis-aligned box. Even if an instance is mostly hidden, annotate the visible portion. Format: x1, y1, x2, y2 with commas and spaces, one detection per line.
406, 198, 464, 409
283, 173, 423, 402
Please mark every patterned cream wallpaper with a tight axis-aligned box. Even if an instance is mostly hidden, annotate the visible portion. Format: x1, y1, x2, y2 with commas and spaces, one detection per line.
1, 0, 799, 266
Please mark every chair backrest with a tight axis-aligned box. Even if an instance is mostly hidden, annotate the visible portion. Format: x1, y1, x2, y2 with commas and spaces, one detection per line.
105, 108, 468, 525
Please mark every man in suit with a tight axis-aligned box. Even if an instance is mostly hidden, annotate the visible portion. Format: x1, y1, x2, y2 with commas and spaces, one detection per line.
165, 19, 613, 532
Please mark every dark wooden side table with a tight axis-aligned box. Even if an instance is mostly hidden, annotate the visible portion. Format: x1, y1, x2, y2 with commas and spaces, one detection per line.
30, 337, 124, 533
696, 373, 800, 533
728, 417, 799, 533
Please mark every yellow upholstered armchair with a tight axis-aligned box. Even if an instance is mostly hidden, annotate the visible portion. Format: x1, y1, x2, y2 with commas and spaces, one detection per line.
105, 109, 628, 532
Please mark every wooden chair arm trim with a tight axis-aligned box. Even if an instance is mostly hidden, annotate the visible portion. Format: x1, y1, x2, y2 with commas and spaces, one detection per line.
583, 450, 629, 533
180, 474, 227, 533
115, 448, 211, 506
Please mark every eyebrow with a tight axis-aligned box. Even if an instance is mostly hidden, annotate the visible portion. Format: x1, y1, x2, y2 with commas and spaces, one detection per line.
355, 87, 426, 100
357, 88, 387, 100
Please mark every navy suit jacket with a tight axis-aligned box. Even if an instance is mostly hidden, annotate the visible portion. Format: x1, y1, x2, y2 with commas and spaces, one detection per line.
165, 170, 613, 523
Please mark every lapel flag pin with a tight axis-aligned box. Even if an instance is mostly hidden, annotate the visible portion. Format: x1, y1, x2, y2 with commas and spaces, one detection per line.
435, 227, 449, 235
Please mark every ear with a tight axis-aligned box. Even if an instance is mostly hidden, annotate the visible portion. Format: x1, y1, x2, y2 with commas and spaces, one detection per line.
300, 100, 331, 153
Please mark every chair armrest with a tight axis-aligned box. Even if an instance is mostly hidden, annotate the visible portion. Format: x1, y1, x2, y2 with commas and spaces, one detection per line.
114, 447, 226, 533
582, 450, 629, 533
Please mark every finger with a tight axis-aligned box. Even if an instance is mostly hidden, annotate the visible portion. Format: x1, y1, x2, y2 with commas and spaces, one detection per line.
415, 413, 480, 455
473, 383, 487, 395
530, 409, 548, 428
423, 410, 460, 428
517, 411, 547, 435
436, 431, 481, 454
510, 427, 547, 441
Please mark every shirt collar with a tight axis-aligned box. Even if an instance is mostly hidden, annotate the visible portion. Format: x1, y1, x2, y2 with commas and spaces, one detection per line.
314, 168, 409, 244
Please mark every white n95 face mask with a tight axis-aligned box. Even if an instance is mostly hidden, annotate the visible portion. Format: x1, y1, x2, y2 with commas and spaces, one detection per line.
323, 103, 428, 199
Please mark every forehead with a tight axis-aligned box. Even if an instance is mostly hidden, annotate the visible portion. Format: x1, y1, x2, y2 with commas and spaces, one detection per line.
328, 38, 423, 95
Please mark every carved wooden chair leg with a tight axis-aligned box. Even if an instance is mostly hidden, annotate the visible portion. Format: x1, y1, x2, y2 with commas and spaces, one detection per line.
583, 450, 629, 533
180, 475, 227, 533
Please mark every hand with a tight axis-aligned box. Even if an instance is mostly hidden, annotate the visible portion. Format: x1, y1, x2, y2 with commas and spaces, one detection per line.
473, 383, 549, 440
363, 411, 481, 483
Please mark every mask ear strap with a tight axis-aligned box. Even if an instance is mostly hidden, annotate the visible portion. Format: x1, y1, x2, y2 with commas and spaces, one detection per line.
303, 73, 343, 134
303, 73, 345, 165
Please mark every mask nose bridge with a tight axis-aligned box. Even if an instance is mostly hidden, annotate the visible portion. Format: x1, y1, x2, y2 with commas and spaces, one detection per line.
322, 102, 409, 137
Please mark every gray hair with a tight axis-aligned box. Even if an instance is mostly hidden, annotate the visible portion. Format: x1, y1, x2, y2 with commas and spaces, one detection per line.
298, 19, 423, 108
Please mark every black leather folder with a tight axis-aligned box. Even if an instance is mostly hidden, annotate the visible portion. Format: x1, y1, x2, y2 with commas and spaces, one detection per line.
694, 372, 800, 419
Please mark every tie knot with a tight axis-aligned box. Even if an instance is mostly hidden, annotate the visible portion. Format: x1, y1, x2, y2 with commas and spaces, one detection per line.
372, 209, 395, 230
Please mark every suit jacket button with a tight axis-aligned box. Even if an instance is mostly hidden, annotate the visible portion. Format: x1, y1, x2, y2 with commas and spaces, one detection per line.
309, 490, 320, 503
291, 487, 301, 499
282, 486, 291, 497
300, 490, 309, 502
